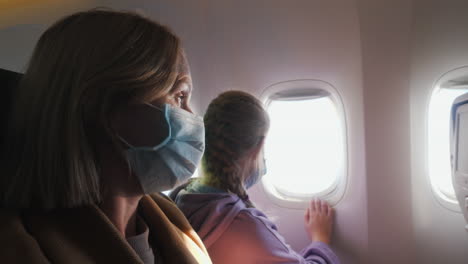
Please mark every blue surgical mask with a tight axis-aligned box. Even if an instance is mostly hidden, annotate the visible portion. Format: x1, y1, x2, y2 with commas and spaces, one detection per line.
120, 103, 205, 194
244, 156, 267, 189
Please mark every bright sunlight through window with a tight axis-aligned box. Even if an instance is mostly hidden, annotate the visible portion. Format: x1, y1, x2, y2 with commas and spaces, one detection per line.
264, 97, 345, 197
428, 88, 468, 200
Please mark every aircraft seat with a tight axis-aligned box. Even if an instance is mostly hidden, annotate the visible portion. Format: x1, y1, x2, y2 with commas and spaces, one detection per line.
0, 68, 22, 147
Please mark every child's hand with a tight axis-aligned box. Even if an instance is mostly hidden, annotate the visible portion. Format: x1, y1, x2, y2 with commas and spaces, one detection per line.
304, 199, 334, 244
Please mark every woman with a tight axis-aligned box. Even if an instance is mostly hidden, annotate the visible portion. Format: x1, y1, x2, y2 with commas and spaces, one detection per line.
0, 10, 211, 264
171, 91, 340, 264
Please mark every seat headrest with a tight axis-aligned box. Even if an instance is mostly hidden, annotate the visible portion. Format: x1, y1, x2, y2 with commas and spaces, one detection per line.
0, 68, 21, 88
1, 68, 22, 148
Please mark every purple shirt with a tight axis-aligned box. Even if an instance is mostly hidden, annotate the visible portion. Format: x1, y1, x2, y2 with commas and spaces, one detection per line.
171, 185, 340, 264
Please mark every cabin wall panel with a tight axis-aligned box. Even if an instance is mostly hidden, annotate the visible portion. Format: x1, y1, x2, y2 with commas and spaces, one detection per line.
357, 0, 416, 263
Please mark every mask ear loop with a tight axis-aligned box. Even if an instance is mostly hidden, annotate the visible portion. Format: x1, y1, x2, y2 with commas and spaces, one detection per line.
144, 103, 172, 151
117, 135, 134, 148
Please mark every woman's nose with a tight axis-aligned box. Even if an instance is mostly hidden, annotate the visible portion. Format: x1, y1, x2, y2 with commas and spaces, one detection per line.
183, 104, 194, 114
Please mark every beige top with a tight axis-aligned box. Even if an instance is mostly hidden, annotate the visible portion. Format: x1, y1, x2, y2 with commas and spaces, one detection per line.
126, 216, 158, 263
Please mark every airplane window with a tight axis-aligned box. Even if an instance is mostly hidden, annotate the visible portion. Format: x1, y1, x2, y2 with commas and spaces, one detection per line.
428, 88, 468, 201
262, 90, 346, 201
456, 109, 468, 174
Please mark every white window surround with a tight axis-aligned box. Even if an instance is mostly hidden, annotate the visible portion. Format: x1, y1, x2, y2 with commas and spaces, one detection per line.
259, 79, 348, 209
428, 66, 468, 212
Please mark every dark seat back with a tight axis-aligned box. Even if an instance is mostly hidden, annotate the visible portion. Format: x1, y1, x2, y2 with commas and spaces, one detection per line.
0, 68, 22, 148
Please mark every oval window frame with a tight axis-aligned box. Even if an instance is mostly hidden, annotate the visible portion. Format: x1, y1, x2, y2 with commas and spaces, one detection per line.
427, 66, 468, 212
259, 79, 348, 209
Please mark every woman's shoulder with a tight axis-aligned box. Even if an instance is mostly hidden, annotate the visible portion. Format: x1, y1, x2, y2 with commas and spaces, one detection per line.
0, 210, 49, 263
143, 192, 193, 229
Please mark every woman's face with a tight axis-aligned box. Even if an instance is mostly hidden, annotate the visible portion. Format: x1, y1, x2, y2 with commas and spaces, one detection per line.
102, 73, 196, 196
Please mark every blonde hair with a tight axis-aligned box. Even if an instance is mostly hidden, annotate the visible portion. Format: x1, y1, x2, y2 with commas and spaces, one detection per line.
0, 9, 185, 209
202, 91, 270, 207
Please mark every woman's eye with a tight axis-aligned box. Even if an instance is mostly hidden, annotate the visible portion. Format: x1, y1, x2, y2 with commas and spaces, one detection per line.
172, 81, 191, 107
175, 93, 186, 105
